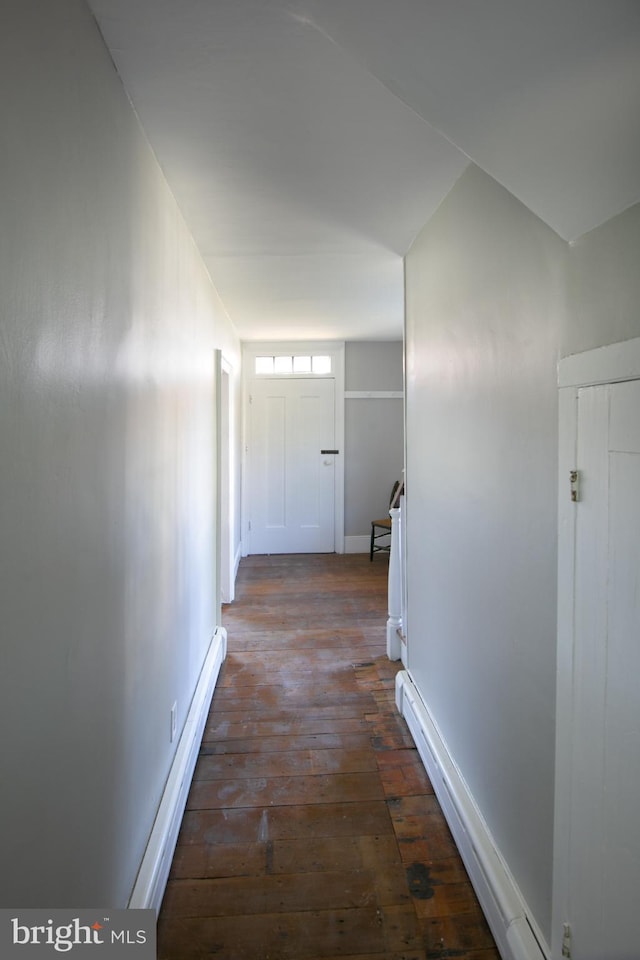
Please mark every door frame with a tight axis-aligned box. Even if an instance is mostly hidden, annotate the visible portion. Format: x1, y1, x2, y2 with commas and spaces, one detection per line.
553, 335, 640, 959
219, 355, 234, 602
241, 340, 345, 556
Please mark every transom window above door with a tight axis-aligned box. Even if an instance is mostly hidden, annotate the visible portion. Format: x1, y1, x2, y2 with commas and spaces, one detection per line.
254, 355, 332, 375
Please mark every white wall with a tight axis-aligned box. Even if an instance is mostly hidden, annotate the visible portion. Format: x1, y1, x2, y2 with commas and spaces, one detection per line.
564, 201, 640, 355
405, 165, 566, 941
405, 163, 640, 947
344, 342, 404, 540
0, 0, 240, 907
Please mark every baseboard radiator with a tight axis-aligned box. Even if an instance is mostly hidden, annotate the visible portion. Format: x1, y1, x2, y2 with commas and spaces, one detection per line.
128, 626, 227, 913
395, 671, 549, 960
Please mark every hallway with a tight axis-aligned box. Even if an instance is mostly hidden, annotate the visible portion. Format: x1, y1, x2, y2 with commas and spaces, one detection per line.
157, 554, 499, 960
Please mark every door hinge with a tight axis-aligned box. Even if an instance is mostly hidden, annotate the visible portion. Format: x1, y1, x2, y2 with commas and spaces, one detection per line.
248, 520, 251, 531
249, 394, 252, 404
562, 922, 572, 958
570, 470, 580, 502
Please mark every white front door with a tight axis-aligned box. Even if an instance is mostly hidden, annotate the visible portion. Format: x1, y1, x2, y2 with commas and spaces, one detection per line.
248, 377, 336, 554
562, 377, 640, 959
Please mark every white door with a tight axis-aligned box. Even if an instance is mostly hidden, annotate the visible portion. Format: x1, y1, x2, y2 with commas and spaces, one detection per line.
248, 377, 336, 554
563, 378, 640, 959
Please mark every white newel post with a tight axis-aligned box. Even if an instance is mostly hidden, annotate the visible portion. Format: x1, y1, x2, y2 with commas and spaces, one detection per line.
387, 505, 402, 660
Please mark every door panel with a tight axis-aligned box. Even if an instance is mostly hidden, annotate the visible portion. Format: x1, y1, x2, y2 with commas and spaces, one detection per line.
569, 385, 609, 959
264, 395, 286, 528
568, 379, 640, 959
603, 451, 640, 946
249, 378, 335, 554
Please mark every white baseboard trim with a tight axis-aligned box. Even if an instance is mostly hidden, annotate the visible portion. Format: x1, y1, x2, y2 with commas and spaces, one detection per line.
344, 535, 373, 554
395, 671, 549, 960
128, 626, 227, 914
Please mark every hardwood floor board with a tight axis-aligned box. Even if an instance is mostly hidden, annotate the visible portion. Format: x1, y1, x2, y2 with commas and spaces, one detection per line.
424, 858, 472, 887
258, 798, 394, 839
215, 673, 360, 692
178, 800, 394, 844
207, 705, 374, 727
305, 954, 427, 960
177, 807, 266, 845
169, 835, 383, 881
158, 555, 498, 960
229, 631, 376, 651
380, 904, 425, 953
212, 688, 375, 709
367, 716, 417, 751
222, 620, 386, 640
357, 835, 405, 869
223, 640, 384, 653
217, 668, 367, 689
207, 703, 380, 722
419, 909, 500, 958
372, 862, 413, 908
298, 838, 350, 879
376, 749, 422, 770
353, 662, 384, 677
355, 678, 396, 693
193, 748, 378, 781
388, 796, 446, 819
186, 771, 386, 810
379, 763, 434, 799
412, 880, 481, 920
397, 837, 460, 865
158, 906, 411, 960
161, 869, 389, 918
269, 836, 364, 875
169, 841, 267, 881
388, 798, 461, 862
217, 663, 349, 685
213, 685, 372, 706
170, 834, 407, 884
353, 620, 387, 632
202, 717, 372, 741
199, 732, 375, 756
245, 583, 387, 602
370, 679, 398, 694
223, 648, 354, 668
389, 804, 459, 862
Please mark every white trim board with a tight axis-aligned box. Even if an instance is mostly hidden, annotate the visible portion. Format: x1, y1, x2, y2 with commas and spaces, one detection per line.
395, 671, 549, 960
558, 336, 640, 388
552, 385, 579, 957
344, 391, 403, 399
127, 627, 227, 914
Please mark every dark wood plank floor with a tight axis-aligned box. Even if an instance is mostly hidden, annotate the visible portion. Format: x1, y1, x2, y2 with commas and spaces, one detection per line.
158, 554, 500, 960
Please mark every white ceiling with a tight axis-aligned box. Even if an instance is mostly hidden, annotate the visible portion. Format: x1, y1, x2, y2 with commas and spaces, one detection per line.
87, 0, 640, 342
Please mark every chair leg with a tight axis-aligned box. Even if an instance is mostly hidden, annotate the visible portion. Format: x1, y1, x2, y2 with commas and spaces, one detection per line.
369, 525, 375, 561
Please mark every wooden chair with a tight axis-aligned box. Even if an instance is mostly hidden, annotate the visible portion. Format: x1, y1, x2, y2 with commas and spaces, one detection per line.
369, 481, 403, 560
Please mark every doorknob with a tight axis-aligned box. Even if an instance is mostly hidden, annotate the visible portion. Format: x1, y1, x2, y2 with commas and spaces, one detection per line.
323, 459, 333, 465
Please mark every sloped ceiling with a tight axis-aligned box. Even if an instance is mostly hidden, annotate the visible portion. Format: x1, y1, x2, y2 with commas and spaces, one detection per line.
87, 0, 640, 341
